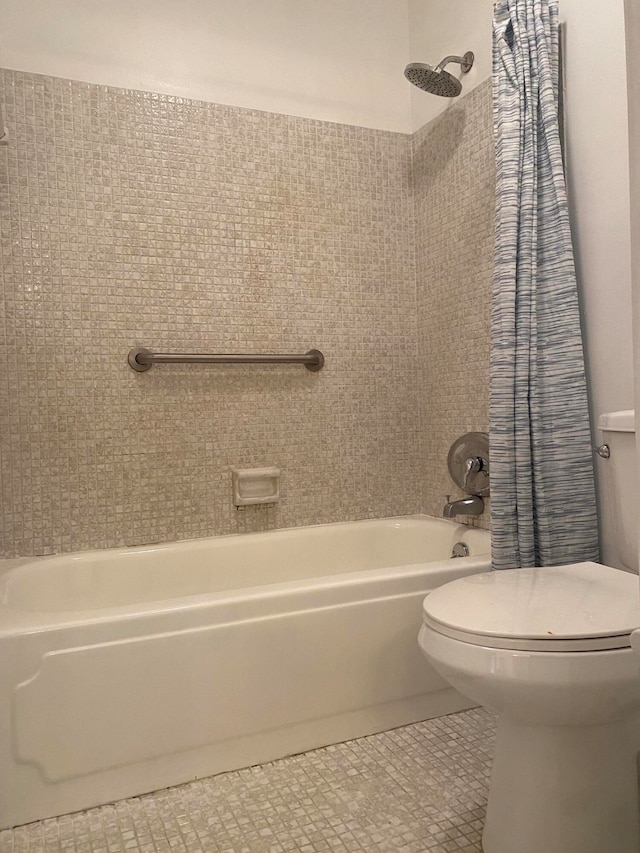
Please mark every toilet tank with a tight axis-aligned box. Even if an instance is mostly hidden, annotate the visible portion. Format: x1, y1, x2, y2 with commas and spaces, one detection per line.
598, 411, 637, 572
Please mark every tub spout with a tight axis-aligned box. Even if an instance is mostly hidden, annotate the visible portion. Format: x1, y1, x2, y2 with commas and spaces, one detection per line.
443, 495, 484, 519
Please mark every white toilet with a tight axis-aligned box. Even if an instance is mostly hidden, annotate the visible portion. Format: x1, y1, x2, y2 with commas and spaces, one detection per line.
418, 411, 640, 853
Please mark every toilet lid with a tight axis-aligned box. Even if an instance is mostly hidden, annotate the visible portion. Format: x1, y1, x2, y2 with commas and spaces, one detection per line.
423, 562, 640, 651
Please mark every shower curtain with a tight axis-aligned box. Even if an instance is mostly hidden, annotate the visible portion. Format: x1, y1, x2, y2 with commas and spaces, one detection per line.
490, 0, 599, 569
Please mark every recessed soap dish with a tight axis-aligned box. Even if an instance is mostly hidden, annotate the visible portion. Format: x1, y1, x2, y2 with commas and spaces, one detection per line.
232, 467, 281, 507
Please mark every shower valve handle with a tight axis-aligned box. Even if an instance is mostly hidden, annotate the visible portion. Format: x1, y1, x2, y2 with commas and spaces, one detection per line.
463, 457, 484, 491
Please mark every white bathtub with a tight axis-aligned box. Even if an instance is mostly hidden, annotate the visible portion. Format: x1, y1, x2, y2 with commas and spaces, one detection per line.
0, 514, 490, 828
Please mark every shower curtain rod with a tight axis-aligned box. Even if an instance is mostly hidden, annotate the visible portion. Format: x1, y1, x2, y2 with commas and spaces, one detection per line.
127, 347, 325, 372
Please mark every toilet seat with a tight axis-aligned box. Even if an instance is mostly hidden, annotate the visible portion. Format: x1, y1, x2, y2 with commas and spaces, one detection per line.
423, 561, 640, 652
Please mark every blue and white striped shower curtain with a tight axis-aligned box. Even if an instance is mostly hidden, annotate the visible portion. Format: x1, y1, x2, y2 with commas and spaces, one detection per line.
490, 0, 599, 569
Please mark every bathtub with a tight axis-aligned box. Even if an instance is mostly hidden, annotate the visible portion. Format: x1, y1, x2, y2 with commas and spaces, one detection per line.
0, 514, 490, 828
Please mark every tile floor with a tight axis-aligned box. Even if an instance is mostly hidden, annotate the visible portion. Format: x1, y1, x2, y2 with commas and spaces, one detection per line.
0, 708, 496, 853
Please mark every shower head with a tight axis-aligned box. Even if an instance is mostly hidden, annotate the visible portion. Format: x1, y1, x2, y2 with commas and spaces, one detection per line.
404, 51, 474, 98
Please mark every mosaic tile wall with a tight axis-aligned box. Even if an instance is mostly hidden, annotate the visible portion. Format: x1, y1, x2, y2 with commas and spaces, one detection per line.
413, 80, 495, 527
0, 69, 495, 557
0, 69, 422, 557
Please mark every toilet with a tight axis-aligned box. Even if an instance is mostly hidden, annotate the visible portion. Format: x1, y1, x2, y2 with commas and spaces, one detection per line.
418, 411, 640, 853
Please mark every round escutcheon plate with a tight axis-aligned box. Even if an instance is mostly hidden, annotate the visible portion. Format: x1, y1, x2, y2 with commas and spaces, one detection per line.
447, 432, 490, 496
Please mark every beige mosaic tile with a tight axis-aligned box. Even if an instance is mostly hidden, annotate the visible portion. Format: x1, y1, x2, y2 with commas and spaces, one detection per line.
0, 69, 422, 556
413, 80, 494, 528
0, 68, 494, 556
0, 707, 495, 852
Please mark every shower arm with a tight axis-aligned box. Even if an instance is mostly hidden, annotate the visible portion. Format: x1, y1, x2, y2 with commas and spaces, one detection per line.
437, 53, 474, 74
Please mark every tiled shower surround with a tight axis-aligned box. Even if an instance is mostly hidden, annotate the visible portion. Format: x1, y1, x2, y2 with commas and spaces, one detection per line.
414, 83, 494, 519
0, 70, 493, 557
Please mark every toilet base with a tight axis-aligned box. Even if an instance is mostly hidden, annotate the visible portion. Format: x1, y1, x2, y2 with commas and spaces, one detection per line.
482, 715, 640, 853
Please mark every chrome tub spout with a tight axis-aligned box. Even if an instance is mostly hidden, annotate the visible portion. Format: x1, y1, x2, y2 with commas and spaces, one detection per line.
443, 495, 484, 519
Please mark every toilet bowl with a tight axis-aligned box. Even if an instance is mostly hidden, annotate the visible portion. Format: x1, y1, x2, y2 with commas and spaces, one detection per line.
418, 561, 640, 853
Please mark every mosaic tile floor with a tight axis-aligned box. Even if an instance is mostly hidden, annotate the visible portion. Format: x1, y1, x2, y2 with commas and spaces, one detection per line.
0, 708, 495, 853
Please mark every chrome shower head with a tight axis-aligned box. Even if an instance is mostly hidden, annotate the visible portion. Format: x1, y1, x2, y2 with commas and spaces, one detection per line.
404, 51, 474, 98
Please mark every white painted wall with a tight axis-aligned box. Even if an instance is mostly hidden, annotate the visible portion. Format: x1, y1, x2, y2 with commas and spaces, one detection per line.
560, 0, 633, 567
625, 0, 640, 575
626, 2, 640, 349
407, 0, 494, 131
0, 0, 413, 132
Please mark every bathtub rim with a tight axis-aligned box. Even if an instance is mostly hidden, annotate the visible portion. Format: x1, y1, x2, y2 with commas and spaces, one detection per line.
0, 513, 488, 571
0, 514, 490, 635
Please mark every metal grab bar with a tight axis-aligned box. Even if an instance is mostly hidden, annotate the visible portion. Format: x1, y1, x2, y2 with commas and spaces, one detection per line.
128, 347, 324, 373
